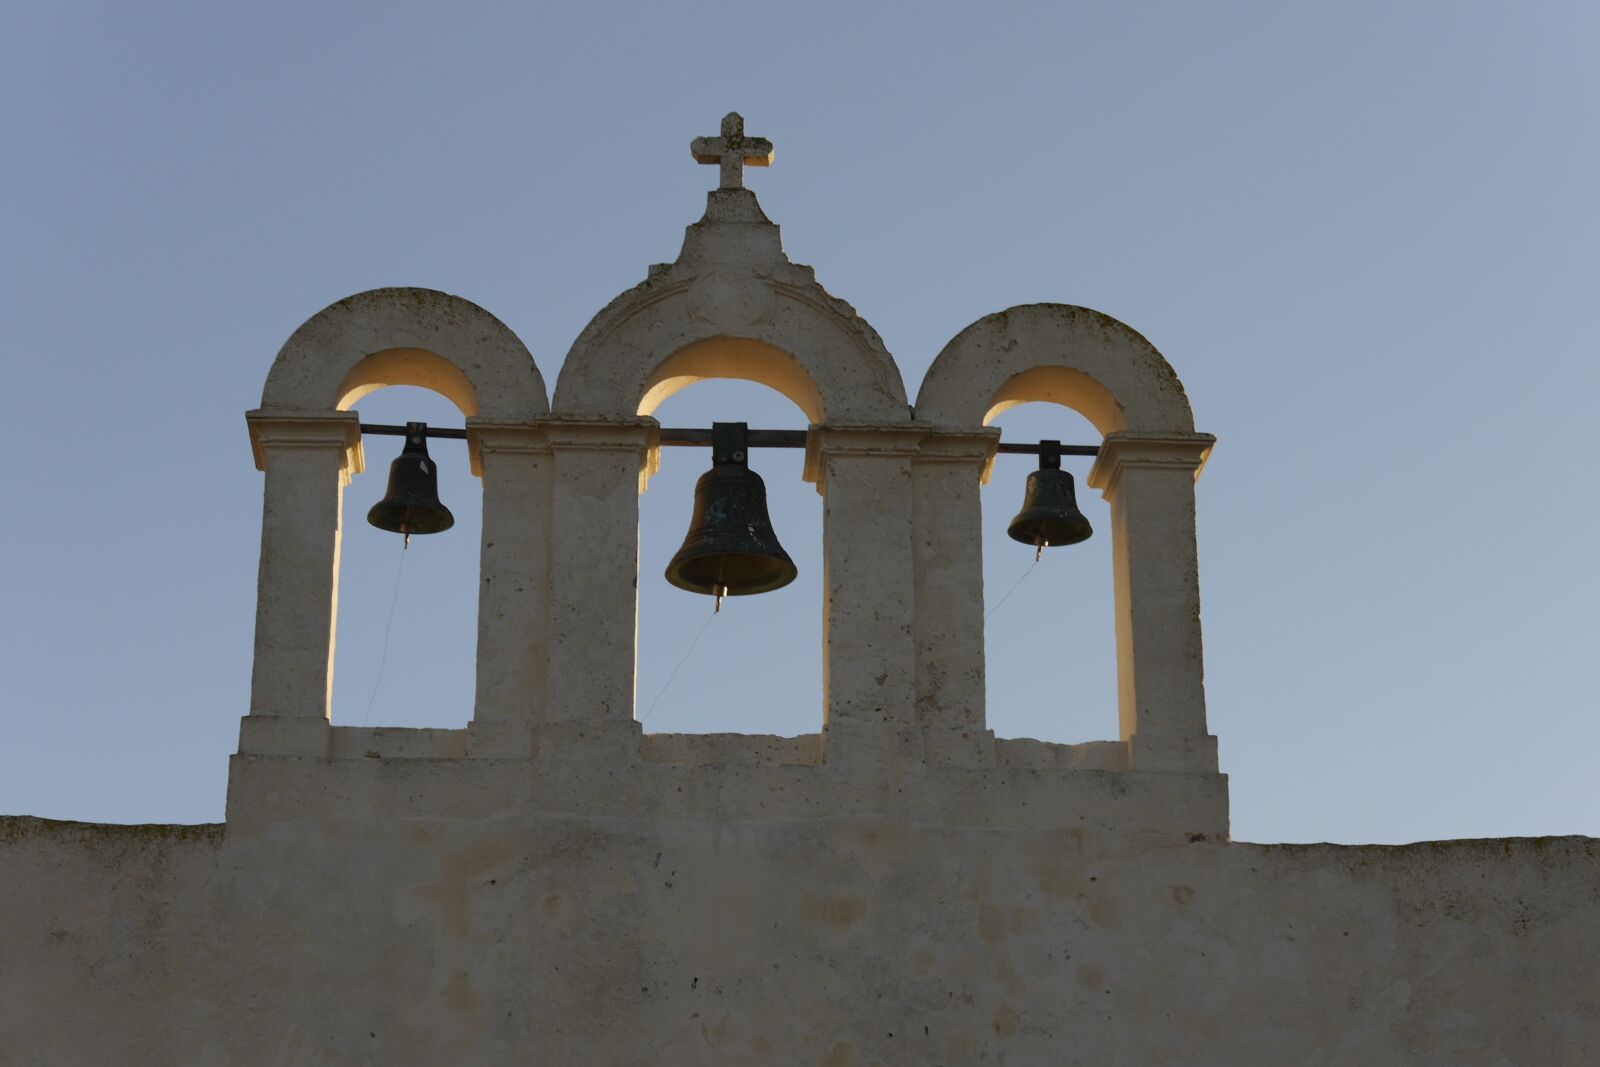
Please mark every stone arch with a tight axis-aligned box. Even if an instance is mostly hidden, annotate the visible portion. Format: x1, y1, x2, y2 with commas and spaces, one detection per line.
914, 303, 1193, 435
638, 337, 823, 424
550, 273, 907, 423
541, 264, 916, 756
261, 287, 548, 420
911, 303, 1216, 774
241, 287, 551, 760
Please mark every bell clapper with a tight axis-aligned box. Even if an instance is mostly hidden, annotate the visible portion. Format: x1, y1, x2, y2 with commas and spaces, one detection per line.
1035, 541, 1044, 562
714, 585, 726, 613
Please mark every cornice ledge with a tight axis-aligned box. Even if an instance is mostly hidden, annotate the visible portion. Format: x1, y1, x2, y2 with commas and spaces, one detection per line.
245, 410, 363, 475
1087, 431, 1216, 492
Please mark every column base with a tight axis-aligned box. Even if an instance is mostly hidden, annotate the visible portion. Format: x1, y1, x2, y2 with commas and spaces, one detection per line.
821, 720, 925, 773
237, 715, 330, 758
467, 720, 537, 759
537, 719, 642, 766
922, 725, 997, 767
1128, 733, 1218, 773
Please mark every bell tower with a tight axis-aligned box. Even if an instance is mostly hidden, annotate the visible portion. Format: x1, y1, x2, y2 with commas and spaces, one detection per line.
230, 111, 1223, 837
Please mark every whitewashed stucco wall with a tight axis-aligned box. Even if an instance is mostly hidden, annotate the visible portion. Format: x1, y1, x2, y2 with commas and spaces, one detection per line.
2, 803, 1595, 1066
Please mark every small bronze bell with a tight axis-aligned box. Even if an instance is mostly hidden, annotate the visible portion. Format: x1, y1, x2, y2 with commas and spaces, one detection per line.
1008, 440, 1092, 551
367, 422, 455, 538
665, 422, 797, 600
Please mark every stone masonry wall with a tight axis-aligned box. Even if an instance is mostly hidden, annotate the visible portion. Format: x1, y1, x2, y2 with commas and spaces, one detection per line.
2, 763, 1594, 1066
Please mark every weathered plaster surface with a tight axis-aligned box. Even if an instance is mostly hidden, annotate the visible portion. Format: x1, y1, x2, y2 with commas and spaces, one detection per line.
3, 797, 1595, 1065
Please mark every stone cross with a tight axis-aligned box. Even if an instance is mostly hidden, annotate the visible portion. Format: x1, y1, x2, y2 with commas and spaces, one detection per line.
690, 112, 774, 190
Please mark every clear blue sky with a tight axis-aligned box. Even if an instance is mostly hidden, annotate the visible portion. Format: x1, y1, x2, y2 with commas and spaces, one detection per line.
1, 2, 1594, 843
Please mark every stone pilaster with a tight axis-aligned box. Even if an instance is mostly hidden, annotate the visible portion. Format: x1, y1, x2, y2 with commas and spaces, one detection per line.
541, 418, 657, 762
806, 426, 923, 765
239, 411, 363, 757
912, 430, 1000, 765
466, 421, 551, 757
1088, 432, 1218, 773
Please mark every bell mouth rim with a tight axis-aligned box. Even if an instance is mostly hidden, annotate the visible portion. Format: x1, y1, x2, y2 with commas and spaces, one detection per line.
664, 551, 798, 598
1004, 520, 1092, 548
366, 503, 456, 536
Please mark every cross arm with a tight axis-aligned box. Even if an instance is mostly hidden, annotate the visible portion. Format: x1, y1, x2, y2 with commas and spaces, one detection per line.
690, 136, 774, 166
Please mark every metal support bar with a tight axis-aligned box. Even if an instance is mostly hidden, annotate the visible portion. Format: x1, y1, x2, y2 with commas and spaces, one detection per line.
658, 429, 1099, 456
358, 422, 1099, 456
360, 422, 468, 440
660, 427, 806, 449
996, 441, 1099, 457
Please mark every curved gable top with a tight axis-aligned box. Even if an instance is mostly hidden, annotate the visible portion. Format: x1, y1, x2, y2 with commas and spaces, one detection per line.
916, 304, 1195, 436
261, 287, 548, 422
551, 267, 909, 424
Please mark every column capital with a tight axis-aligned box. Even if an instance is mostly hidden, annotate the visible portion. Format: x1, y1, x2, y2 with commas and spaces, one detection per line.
541, 415, 658, 448
803, 424, 925, 487
245, 410, 364, 480
1087, 431, 1216, 495
913, 428, 1000, 461
543, 416, 660, 491
913, 428, 1001, 485
466, 419, 549, 477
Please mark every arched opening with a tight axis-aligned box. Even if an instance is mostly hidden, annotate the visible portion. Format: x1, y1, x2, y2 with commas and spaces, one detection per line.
986, 364, 1126, 437
635, 377, 822, 738
336, 347, 479, 417
980, 400, 1115, 744
330, 384, 482, 728
638, 337, 824, 423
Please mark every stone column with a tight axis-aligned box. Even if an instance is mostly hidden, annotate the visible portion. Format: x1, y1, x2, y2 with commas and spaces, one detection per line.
239, 412, 363, 757
466, 422, 551, 757
911, 431, 999, 764
806, 427, 922, 764
542, 419, 657, 760
1087, 432, 1218, 773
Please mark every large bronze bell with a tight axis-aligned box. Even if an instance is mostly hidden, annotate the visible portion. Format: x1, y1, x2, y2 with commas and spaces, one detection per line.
1007, 440, 1092, 550
665, 422, 797, 599
367, 422, 455, 538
